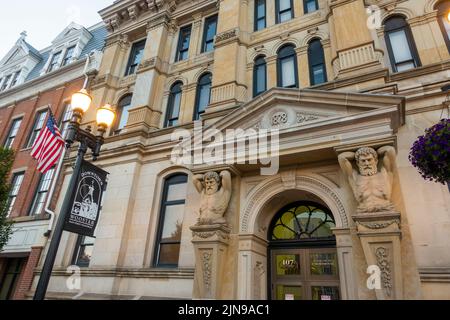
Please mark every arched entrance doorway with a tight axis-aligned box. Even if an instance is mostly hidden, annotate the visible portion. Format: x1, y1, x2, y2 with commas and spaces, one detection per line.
268, 202, 341, 300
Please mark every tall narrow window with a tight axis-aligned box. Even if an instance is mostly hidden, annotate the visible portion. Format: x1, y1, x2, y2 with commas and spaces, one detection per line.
125, 40, 146, 76
276, 0, 294, 24
62, 46, 76, 66
194, 73, 212, 120
0, 259, 24, 300
277, 45, 298, 88
29, 167, 55, 216
115, 95, 133, 132
155, 174, 188, 267
48, 51, 62, 72
60, 103, 73, 139
73, 236, 95, 268
26, 110, 48, 149
255, 0, 266, 31
6, 172, 25, 217
9, 71, 21, 88
202, 15, 218, 53
308, 39, 327, 85
304, 0, 319, 14
384, 16, 421, 73
165, 82, 183, 128
0, 74, 11, 92
437, 1, 450, 52
253, 56, 267, 97
176, 25, 192, 62
4, 118, 22, 149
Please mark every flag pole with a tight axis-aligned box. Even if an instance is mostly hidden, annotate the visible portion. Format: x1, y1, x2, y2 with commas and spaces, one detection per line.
43, 141, 68, 236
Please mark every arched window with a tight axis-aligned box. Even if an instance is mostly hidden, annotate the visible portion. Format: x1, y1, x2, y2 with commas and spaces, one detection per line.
164, 82, 183, 128
384, 16, 421, 73
154, 174, 188, 267
277, 45, 298, 88
116, 94, 132, 132
269, 202, 336, 241
253, 56, 267, 97
194, 73, 212, 120
436, 1, 450, 52
308, 39, 327, 86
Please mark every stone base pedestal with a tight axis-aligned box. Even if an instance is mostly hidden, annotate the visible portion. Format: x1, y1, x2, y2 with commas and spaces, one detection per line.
191, 224, 231, 300
353, 211, 403, 300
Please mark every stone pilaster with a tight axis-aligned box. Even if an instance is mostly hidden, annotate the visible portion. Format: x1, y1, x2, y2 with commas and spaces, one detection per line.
191, 224, 231, 300
207, 0, 249, 114
353, 211, 403, 300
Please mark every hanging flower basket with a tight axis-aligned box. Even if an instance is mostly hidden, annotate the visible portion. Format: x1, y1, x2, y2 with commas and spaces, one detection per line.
409, 119, 450, 184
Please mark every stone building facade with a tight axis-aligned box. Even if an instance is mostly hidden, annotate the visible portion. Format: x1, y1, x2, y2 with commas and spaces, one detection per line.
30, 0, 450, 300
0, 23, 106, 300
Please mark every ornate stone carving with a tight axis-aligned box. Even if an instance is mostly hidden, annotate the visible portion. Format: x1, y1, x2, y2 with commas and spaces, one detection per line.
138, 58, 156, 71
215, 29, 238, 46
193, 171, 232, 225
271, 112, 288, 126
202, 251, 212, 293
338, 146, 397, 214
128, 5, 140, 21
357, 219, 400, 230
297, 113, 320, 124
376, 247, 392, 297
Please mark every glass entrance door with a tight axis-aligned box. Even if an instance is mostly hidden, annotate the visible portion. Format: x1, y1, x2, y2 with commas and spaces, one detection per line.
271, 248, 340, 300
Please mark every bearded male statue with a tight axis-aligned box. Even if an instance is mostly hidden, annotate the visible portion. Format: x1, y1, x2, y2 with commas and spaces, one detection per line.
338, 146, 397, 214
193, 171, 232, 225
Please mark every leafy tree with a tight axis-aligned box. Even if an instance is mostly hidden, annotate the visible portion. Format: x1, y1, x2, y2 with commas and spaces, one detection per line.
0, 147, 15, 252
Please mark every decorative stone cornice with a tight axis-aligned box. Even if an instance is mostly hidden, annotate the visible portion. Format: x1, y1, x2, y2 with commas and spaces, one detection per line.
101, 0, 178, 32
146, 12, 171, 32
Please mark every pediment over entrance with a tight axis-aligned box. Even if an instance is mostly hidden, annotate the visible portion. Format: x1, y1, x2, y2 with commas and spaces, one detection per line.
190, 88, 405, 172
210, 88, 405, 133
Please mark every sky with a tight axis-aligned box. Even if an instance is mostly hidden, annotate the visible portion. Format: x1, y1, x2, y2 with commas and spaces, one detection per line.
0, 0, 113, 59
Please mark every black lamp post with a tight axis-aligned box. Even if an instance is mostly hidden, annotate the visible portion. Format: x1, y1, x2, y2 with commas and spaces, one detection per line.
33, 89, 115, 300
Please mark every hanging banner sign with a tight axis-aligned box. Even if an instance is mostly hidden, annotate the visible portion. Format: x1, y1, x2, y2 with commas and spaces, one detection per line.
63, 160, 108, 237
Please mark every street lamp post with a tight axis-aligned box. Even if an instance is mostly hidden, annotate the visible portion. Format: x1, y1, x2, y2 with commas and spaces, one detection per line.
33, 89, 115, 300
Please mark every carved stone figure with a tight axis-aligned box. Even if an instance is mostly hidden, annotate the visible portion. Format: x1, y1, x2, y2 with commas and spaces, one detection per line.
338, 146, 396, 213
193, 171, 232, 225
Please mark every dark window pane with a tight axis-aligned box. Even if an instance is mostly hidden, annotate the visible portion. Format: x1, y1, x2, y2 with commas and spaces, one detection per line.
62, 46, 75, 66
255, 0, 266, 31
305, 0, 318, 13
195, 74, 212, 120
30, 168, 55, 216
4, 118, 22, 149
177, 26, 192, 61
117, 95, 133, 131
161, 204, 185, 242
202, 15, 218, 53
126, 40, 146, 76
27, 111, 48, 148
158, 244, 181, 266
311, 286, 340, 300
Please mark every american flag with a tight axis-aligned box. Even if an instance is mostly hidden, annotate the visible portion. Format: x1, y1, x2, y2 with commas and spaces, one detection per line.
31, 110, 65, 174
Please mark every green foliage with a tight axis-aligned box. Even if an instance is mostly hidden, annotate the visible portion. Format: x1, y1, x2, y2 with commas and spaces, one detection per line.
0, 147, 15, 252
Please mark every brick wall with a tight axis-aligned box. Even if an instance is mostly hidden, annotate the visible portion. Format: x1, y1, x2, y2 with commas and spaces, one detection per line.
12, 246, 43, 300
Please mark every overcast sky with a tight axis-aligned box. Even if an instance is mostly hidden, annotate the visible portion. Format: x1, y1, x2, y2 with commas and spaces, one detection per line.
0, 0, 113, 59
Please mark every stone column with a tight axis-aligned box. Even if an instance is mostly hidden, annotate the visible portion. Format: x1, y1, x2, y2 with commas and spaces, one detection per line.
328, 0, 383, 77
353, 212, 403, 300
296, 46, 309, 88
265, 56, 277, 89
337, 145, 405, 300
207, 0, 249, 115
191, 225, 231, 299
126, 12, 172, 133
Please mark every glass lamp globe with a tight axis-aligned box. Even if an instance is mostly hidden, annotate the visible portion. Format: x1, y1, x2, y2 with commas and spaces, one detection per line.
71, 89, 92, 114
96, 104, 116, 128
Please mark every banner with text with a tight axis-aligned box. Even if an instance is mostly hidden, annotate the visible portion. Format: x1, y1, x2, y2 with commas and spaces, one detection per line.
63, 160, 108, 237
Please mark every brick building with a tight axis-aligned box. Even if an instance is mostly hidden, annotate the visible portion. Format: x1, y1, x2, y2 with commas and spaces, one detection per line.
0, 22, 106, 300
